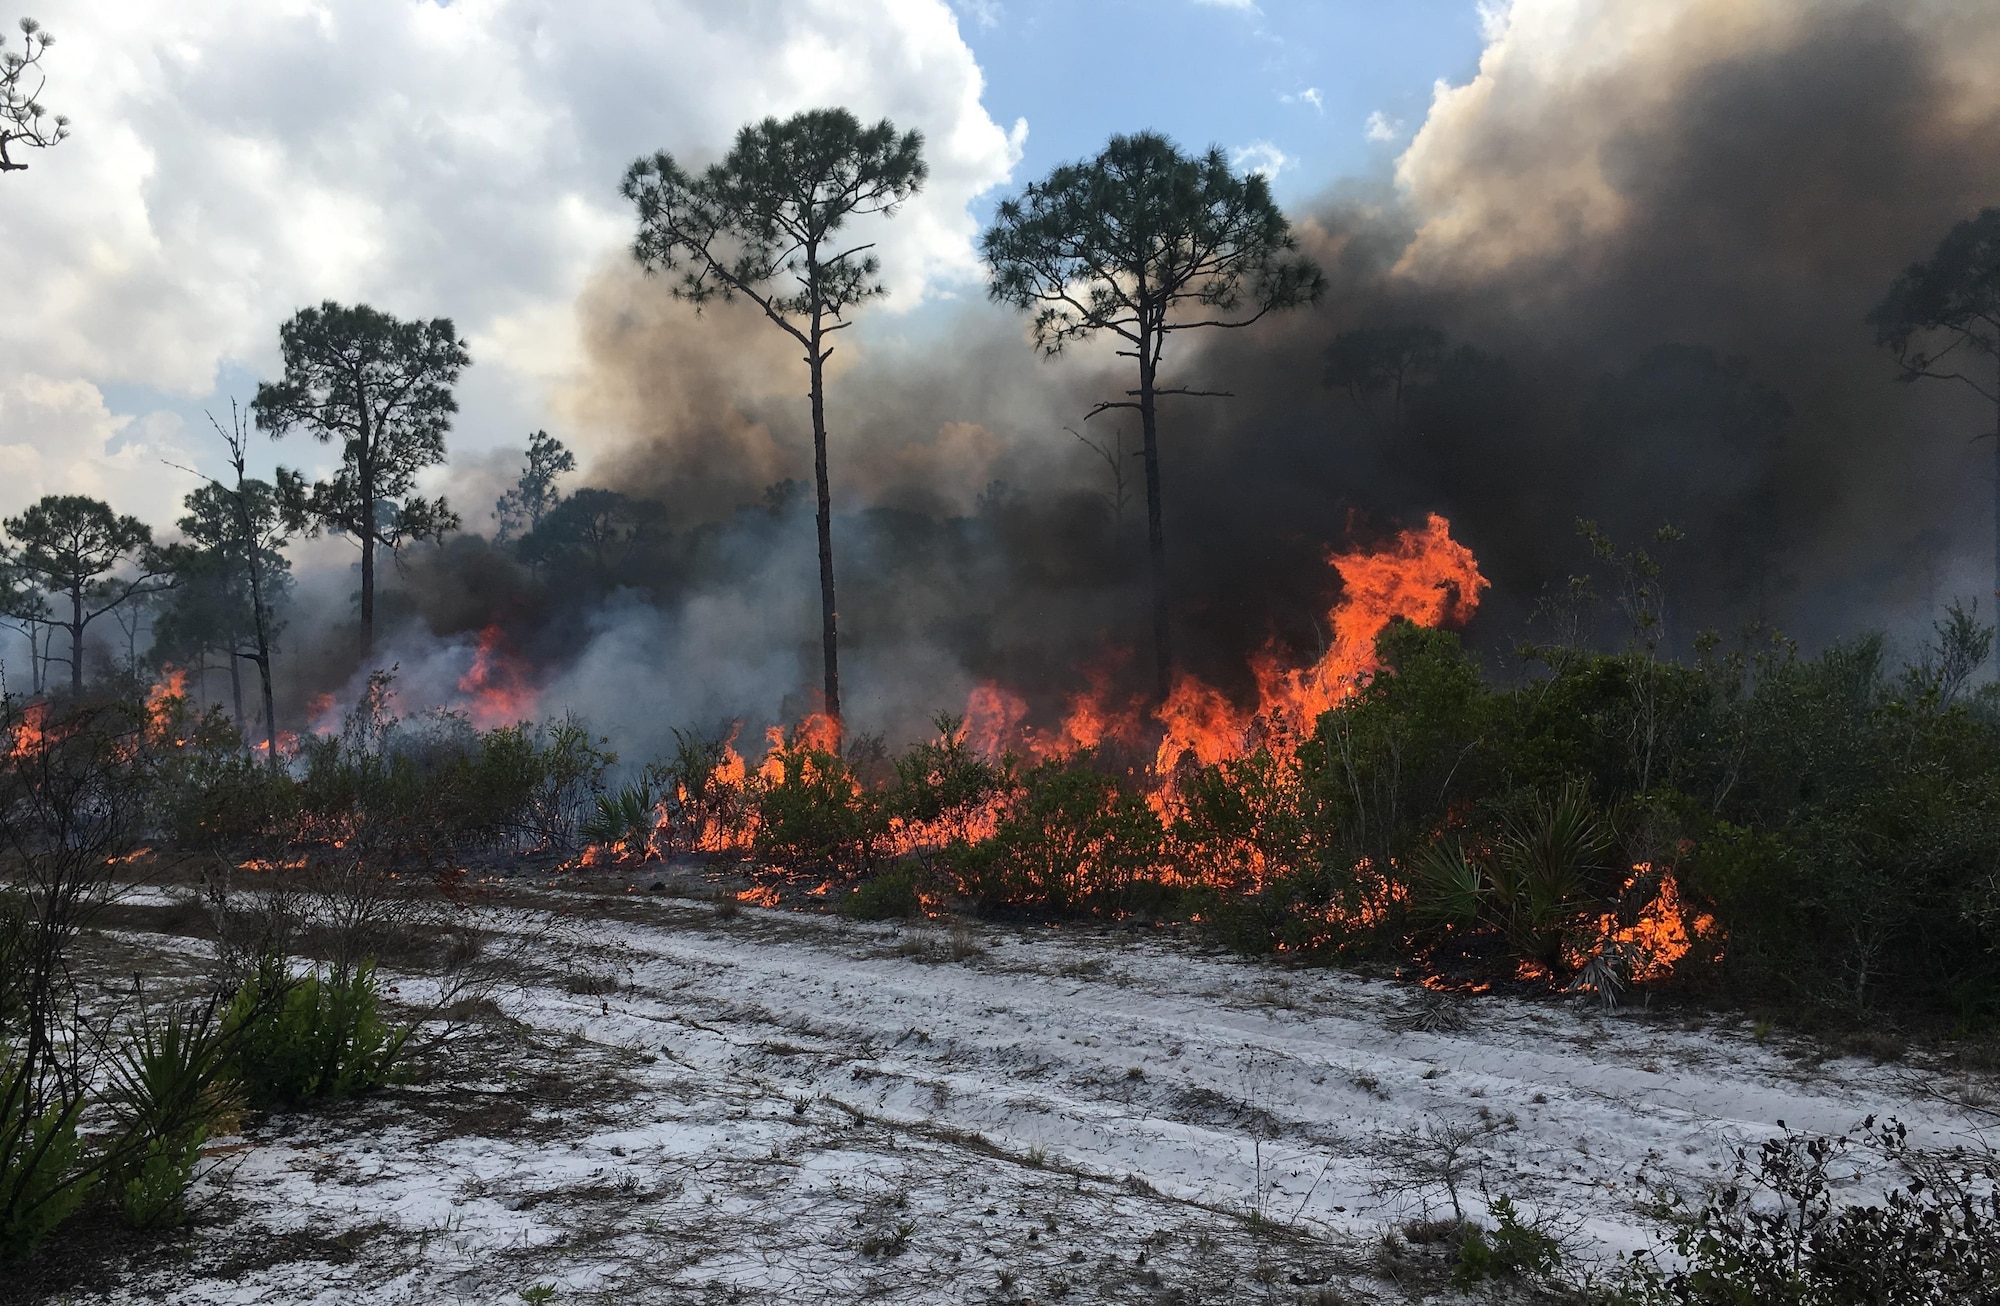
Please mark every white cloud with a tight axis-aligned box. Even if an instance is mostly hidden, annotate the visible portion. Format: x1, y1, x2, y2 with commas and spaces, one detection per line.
1282, 87, 1324, 113
1192, 0, 1260, 11
0, 0, 1019, 518
0, 376, 200, 528
1364, 110, 1403, 142
1229, 140, 1290, 179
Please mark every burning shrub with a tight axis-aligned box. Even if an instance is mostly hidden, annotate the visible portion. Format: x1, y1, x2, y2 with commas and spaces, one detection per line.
650, 725, 751, 855
886, 714, 1004, 853
1303, 619, 1498, 871
582, 783, 659, 859
1195, 859, 1409, 958
946, 754, 1166, 913
1172, 748, 1324, 895
0, 695, 259, 1257
752, 731, 885, 875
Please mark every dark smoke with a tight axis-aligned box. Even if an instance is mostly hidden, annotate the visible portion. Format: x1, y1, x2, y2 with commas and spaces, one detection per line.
367, 0, 2000, 755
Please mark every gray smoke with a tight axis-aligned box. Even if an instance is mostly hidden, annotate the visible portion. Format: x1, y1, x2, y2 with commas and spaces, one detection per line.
362, 0, 2000, 757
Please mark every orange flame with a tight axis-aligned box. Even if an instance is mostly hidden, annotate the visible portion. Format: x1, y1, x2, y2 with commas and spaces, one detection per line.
965, 683, 1031, 758
8, 702, 47, 759
1157, 514, 1489, 779
305, 692, 338, 736
1570, 865, 1716, 983
145, 669, 191, 748
456, 626, 539, 729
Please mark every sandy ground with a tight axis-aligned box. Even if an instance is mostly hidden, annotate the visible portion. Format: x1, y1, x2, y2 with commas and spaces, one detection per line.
54, 881, 2000, 1305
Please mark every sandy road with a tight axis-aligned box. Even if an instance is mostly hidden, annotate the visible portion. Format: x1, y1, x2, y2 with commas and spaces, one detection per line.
73, 884, 1997, 1305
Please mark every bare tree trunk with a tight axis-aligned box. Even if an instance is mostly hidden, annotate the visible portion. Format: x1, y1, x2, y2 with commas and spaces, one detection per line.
1137, 325, 1171, 705
808, 324, 841, 735
1993, 356, 1999, 605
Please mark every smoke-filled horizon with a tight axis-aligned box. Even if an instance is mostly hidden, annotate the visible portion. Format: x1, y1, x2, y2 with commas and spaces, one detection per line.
227, 0, 2000, 763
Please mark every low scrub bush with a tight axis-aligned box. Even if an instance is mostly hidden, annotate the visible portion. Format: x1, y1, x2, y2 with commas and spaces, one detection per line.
102, 1001, 241, 1229
0, 1081, 85, 1261
1452, 1196, 1563, 1289
841, 863, 924, 921
226, 957, 408, 1107
947, 754, 1164, 912
1619, 1118, 2000, 1304
754, 737, 884, 875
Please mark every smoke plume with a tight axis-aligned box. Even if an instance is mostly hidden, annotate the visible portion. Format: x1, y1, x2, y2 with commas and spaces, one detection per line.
350, 0, 2000, 757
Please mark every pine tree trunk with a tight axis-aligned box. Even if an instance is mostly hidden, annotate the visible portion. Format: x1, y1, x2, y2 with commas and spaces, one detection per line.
809, 326, 841, 735
228, 653, 245, 744
248, 547, 279, 768
1138, 327, 1172, 706
358, 383, 377, 658
68, 587, 83, 695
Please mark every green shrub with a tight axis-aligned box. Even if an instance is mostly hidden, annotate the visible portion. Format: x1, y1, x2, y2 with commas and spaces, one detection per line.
754, 743, 884, 875
118, 1130, 207, 1231
949, 754, 1164, 912
102, 1002, 241, 1229
841, 863, 924, 921
887, 715, 1002, 848
0, 1082, 84, 1261
582, 783, 657, 854
1452, 1196, 1562, 1289
1191, 860, 1399, 959
226, 958, 407, 1107
651, 725, 749, 854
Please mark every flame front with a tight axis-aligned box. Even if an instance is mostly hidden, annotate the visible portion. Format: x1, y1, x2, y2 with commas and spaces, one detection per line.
962, 513, 1490, 814
548, 515, 1704, 990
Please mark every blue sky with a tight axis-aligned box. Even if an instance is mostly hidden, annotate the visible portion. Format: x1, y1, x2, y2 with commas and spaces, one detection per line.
959, 0, 1489, 209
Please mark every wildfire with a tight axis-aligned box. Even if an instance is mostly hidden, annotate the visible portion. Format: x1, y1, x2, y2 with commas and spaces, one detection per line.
305, 692, 339, 736
456, 626, 539, 729
549, 514, 1704, 989
8, 702, 47, 759
252, 730, 301, 760
957, 513, 1489, 827
144, 668, 191, 748
1570, 864, 1716, 983
1158, 513, 1488, 777
965, 683, 1031, 758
